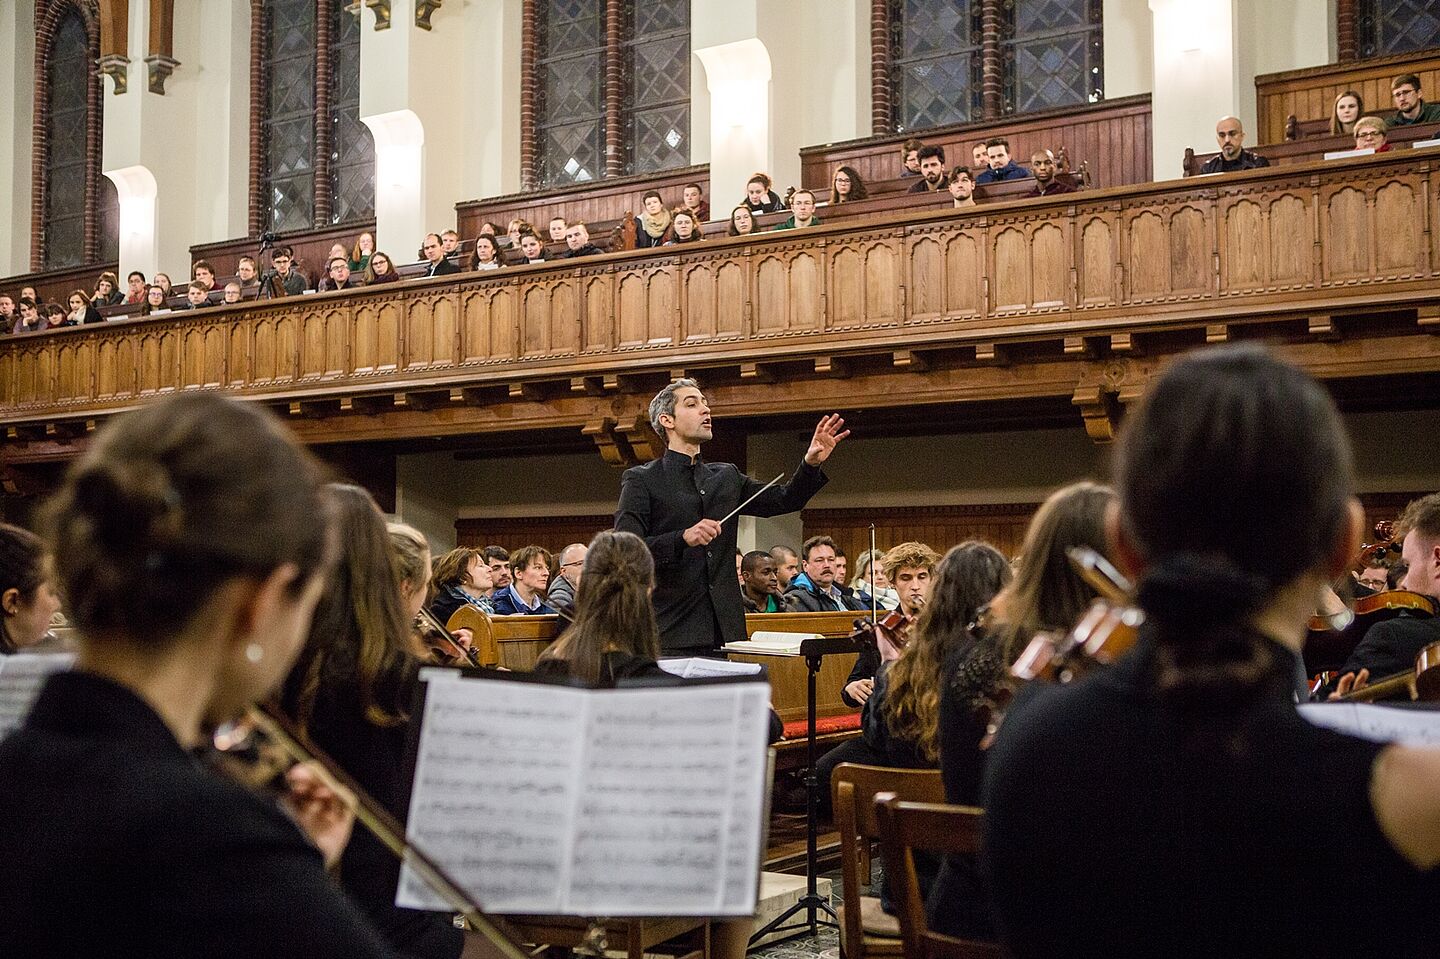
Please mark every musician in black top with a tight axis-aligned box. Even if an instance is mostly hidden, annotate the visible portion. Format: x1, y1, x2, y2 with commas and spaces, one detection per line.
981, 345, 1440, 959
615, 379, 848, 656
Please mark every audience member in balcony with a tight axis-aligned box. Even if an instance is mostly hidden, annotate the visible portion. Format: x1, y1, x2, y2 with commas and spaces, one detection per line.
972, 142, 990, 172
472, 235, 504, 270
93, 272, 124, 307
901, 138, 924, 177
664, 210, 703, 245
949, 168, 977, 208
478, 221, 502, 239
319, 257, 361, 292
182, 281, 211, 310
223, 282, 243, 305
349, 231, 374, 273
728, 205, 760, 237
740, 550, 787, 613
139, 285, 168, 317
0, 294, 13, 331
562, 222, 602, 258
191, 261, 217, 294
236, 256, 260, 294
267, 248, 308, 296
743, 173, 786, 214
548, 216, 568, 242
504, 218, 532, 250
682, 182, 710, 222
1200, 117, 1270, 174
491, 545, 556, 616
153, 273, 173, 297
831, 165, 869, 204
439, 230, 461, 261
1390, 72, 1440, 127
1030, 149, 1076, 197
124, 270, 147, 304
419, 234, 458, 278
64, 291, 103, 326
325, 244, 349, 269
518, 231, 546, 263
977, 138, 1031, 184
909, 145, 951, 193
774, 190, 821, 230
19, 286, 39, 305
363, 251, 400, 285
636, 190, 673, 249
44, 304, 65, 328
1331, 90, 1364, 136
1354, 116, 1392, 153
770, 545, 800, 589
852, 548, 900, 611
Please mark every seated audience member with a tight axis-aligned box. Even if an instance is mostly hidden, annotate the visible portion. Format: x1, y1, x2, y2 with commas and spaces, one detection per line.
318, 257, 360, 292
479, 221, 502, 239
482, 545, 512, 597
1030, 149, 1075, 196
44, 304, 65, 327
223, 282, 243, 305
562, 223, 602, 258
363, 251, 400, 284
664, 210, 704, 244
182, 281, 211, 310
1331, 89, 1364, 136
785, 536, 865, 612
831, 165, 868, 204
901, 138, 924, 177
439, 230, 461, 260
64, 290, 103, 326
977, 138, 1030, 184
0, 294, 13, 331
267, 248, 307, 296
13, 299, 46, 334
1200, 116, 1270, 173
504, 218, 532, 250
93, 271, 124, 306
547, 216, 568, 242
908, 145, 950, 193
728, 205, 760, 236
770, 545, 800, 589
741, 550, 787, 613
235, 257, 260, 292
636, 190, 672, 249
472, 235, 504, 270
737, 550, 745, 586
834, 548, 850, 589
546, 542, 587, 615
139, 285, 169, 316
949, 167, 977, 208
325, 244, 349, 269
1390, 72, 1440, 127
20, 286, 39, 304
972, 141, 990, 172
420, 233, 459, 277
982, 344, 1440, 958
429, 546, 495, 624
852, 548, 900, 610
1354, 115, 1392, 152
743, 173, 786, 214
774, 190, 821, 230
153, 273, 173, 297
349, 231, 375, 273
0, 522, 60, 653
491, 546, 556, 615
124, 270, 147, 304
681, 182, 710, 222
518, 231, 546, 263
191, 261, 217, 293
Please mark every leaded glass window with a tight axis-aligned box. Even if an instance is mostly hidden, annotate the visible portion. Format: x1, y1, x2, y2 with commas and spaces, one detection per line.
1357, 0, 1440, 59
44, 12, 89, 269
626, 0, 690, 175
262, 0, 316, 232
537, 0, 606, 187
890, 0, 982, 132
329, 3, 375, 224
1001, 0, 1103, 114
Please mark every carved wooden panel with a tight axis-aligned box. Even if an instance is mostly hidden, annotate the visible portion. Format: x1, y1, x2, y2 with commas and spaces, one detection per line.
1322, 184, 1373, 284
1124, 204, 1212, 305
827, 236, 899, 331
1076, 214, 1117, 308
755, 249, 823, 336
1218, 191, 1314, 296
582, 274, 612, 351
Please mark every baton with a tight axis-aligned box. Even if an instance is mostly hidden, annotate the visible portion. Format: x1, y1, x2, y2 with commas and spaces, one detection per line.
717, 472, 786, 526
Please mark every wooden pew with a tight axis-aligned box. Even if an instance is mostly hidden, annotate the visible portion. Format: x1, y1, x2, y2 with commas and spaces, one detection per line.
1283, 112, 1392, 140
1184, 124, 1440, 175
1255, 48, 1440, 143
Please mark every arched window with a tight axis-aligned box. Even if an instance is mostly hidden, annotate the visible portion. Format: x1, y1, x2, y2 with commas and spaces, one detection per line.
1355, 1, 1440, 59
253, 0, 374, 235
525, 0, 692, 189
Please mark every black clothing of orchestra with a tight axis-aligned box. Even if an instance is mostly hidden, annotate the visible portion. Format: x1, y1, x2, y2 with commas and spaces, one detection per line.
424, 257, 459, 277
859, 662, 929, 770
1339, 609, 1440, 683
982, 626, 1440, 959
563, 244, 603, 258
615, 450, 827, 655
840, 637, 881, 708
0, 671, 400, 959
1199, 149, 1270, 174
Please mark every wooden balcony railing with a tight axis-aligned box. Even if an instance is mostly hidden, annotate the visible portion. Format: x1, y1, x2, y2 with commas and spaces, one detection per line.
4, 149, 1440, 437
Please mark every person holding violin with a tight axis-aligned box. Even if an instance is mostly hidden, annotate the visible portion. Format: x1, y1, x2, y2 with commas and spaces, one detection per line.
0, 394, 406, 957
390, 524, 478, 668
840, 542, 940, 708
982, 344, 1440, 958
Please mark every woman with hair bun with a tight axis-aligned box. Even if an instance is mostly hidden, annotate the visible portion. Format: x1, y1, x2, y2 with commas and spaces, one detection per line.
981, 344, 1440, 959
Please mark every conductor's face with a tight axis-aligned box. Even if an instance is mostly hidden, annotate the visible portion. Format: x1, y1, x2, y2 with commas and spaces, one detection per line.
664, 386, 712, 445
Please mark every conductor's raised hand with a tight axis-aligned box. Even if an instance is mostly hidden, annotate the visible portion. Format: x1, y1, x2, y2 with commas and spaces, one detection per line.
804, 414, 851, 466
683, 518, 723, 547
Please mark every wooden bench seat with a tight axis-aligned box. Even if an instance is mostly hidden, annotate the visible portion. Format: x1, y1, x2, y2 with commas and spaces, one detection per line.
1184, 123, 1440, 175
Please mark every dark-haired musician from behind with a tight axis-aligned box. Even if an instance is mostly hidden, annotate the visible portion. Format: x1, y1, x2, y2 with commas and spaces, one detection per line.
982, 344, 1440, 959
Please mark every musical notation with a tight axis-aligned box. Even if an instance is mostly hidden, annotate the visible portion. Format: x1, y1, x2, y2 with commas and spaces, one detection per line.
0, 653, 74, 737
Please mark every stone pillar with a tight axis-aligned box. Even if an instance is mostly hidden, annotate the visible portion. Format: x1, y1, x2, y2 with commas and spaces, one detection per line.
0, 0, 36, 275
1148, 0, 1243, 180
466, 0, 523, 200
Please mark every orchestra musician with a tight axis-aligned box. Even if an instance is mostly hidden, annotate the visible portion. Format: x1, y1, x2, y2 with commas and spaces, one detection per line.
981, 344, 1440, 958
0, 394, 405, 957
0, 522, 60, 653
390, 525, 478, 667
615, 378, 848, 656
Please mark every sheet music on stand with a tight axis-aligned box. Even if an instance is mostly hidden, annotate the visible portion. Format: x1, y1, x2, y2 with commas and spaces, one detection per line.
397, 670, 772, 917
1299, 702, 1440, 746
0, 653, 75, 738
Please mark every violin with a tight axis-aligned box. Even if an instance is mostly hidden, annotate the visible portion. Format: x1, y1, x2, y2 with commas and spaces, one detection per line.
1011, 547, 1143, 684
415, 606, 483, 669
1332, 636, 1440, 703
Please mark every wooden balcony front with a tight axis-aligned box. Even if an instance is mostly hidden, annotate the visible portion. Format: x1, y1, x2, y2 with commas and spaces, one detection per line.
4, 150, 1440, 463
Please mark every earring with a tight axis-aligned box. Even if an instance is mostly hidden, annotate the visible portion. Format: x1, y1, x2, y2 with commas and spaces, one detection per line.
245, 643, 264, 663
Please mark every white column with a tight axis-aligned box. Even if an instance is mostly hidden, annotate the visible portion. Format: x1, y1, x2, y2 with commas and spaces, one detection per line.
0, 0, 36, 276
1103, 0, 1154, 99
694, 39, 774, 209
1148, 0, 1243, 180
190, 0, 252, 241
463, 0, 523, 200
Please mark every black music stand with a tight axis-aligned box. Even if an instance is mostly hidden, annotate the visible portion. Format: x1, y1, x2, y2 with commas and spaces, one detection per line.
749, 635, 856, 944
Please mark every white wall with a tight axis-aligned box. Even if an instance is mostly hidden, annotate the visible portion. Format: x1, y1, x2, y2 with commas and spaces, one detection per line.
0, 1, 36, 275
1103, 0, 1153, 99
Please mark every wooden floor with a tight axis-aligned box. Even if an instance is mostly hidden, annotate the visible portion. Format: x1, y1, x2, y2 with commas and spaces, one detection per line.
765, 807, 840, 874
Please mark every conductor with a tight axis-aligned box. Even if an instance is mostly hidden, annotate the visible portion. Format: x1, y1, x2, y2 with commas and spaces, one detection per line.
616, 379, 849, 656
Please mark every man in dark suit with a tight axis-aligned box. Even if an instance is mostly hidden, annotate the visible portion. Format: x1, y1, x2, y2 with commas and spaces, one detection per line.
615, 379, 849, 656
421, 233, 459, 277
